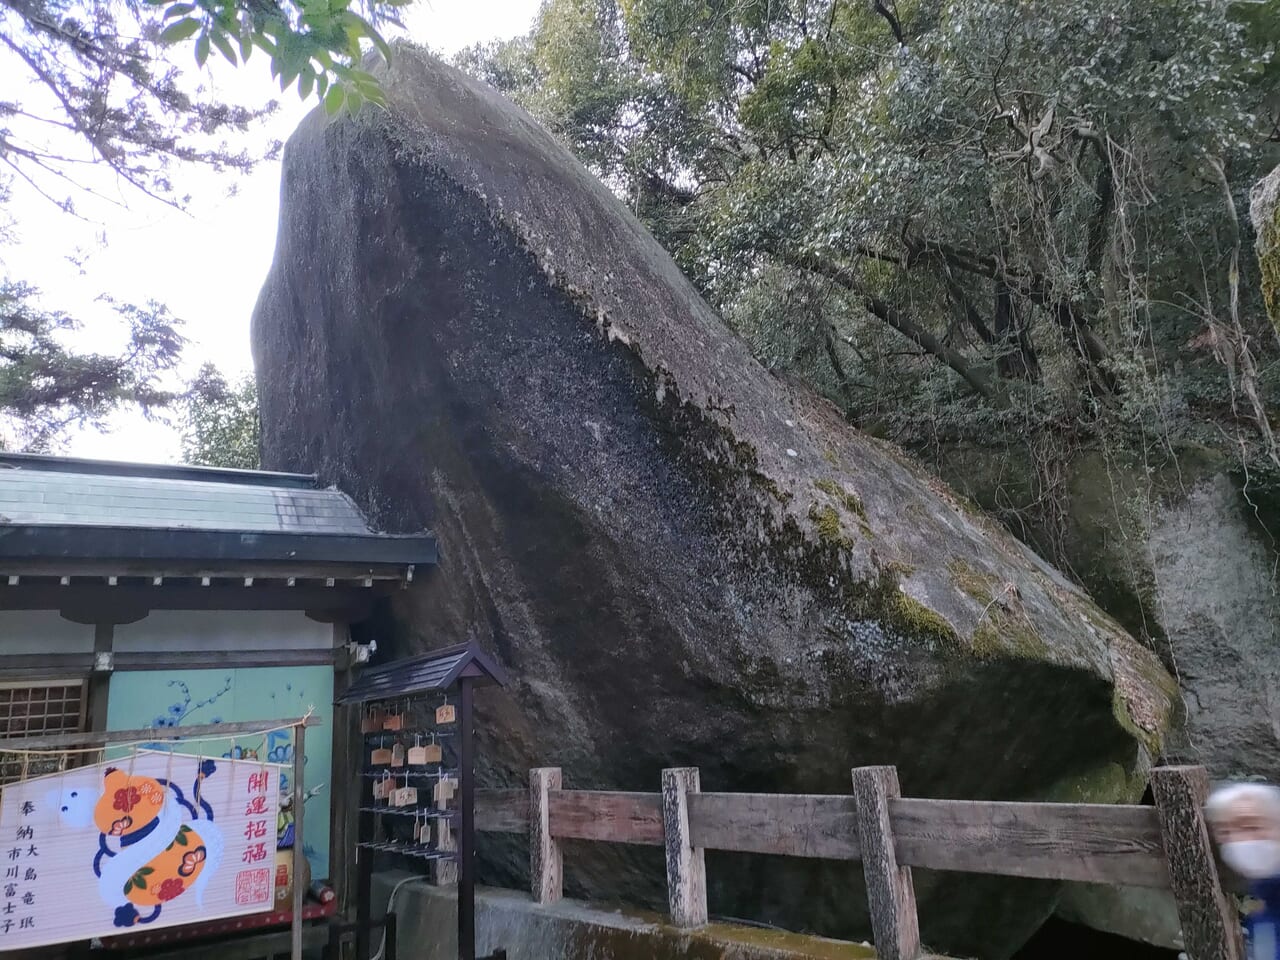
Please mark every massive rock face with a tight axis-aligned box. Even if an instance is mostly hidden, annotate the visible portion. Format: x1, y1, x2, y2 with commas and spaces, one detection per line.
252, 47, 1177, 959
936, 445, 1280, 788
930, 444, 1280, 949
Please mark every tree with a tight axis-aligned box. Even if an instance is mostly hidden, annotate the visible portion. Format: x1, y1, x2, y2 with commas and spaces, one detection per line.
0, 279, 183, 449
0, 0, 401, 450
457, 0, 1280, 557
180, 362, 259, 468
1, 0, 401, 209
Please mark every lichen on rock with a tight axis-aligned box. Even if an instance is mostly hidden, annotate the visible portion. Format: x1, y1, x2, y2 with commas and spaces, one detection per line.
1251, 164, 1280, 332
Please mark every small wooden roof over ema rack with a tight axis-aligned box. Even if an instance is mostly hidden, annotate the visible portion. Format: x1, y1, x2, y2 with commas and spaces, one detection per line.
0, 452, 438, 623
335, 643, 508, 704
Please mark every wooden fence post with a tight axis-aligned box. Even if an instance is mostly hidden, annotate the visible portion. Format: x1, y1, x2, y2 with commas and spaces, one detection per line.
852, 766, 921, 960
530, 767, 563, 904
662, 767, 708, 927
1151, 766, 1243, 960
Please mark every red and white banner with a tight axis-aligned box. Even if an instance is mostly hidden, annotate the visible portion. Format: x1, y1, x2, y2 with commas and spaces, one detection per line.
0, 751, 281, 950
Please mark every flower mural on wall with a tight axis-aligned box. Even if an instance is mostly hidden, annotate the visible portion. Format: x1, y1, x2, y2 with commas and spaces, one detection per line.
150, 678, 233, 729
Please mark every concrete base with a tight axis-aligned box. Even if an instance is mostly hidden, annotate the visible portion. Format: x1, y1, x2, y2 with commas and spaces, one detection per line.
371, 872, 883, 959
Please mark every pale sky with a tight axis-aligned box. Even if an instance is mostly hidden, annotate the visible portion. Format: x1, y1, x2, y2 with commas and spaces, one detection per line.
1, 0, 540, 463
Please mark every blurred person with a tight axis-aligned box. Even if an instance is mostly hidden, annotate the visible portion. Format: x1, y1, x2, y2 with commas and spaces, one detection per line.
1206, 782, 1280, 959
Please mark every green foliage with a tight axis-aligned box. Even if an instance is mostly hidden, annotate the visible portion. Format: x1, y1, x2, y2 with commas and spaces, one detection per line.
458, 0, 1280, 558
0, 0, 401, 448
1, 0, 402, 214
180, 363, 260, 469
0, 281, 184, 450
151, 0, 397, 113
124, 866, 154, 894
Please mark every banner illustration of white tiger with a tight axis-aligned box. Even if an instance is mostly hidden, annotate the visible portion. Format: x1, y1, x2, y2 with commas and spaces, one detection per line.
0, 751, 281, 950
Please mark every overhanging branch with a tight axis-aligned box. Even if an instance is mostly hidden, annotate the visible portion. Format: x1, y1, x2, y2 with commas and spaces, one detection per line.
773, 246, 996, 400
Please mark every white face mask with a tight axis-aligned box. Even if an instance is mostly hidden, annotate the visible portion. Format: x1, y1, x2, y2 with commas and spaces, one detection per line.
1221, 840, 1280, 879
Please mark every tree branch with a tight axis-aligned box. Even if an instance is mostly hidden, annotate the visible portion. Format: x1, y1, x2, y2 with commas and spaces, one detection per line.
1084, 145, 1114, 278
775, 246, 996, 399
906, 231, 1114, 386
0, 31, 186, 211
943, 276, 995, 346
993, 282, 1039, 380
824, 325, 859, 410
870, 0, 905, 46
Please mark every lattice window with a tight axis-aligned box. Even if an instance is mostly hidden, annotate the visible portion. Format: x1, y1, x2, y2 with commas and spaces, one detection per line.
0, 681, 86, 785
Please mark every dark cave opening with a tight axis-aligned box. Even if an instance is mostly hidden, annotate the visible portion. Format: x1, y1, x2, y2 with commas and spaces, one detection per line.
1013, 918, 1179, 960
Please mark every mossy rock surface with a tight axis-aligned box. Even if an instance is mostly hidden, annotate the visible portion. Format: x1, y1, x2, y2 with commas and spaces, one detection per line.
1252, 165, 1280, 333
253, 46, 1177, 960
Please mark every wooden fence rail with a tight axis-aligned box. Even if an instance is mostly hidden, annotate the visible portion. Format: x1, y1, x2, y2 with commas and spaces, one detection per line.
472, 765, 1242, 960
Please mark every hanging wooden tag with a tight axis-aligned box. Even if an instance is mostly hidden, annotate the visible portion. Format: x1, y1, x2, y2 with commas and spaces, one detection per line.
435, 703, 456, 725
373, 776, 389, 801
370, 745, 393, 766
434, 777, 458, 807
412, 815, 422, 843
382, 712, 404, 732
410, 742, 442, 765
390, 742, 406, 768
361, 709, 384, 734
407, 743, 429, 764
394, 785, 419, 807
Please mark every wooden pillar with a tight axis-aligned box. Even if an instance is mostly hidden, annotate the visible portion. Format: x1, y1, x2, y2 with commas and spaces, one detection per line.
459, 677, 477, 960
661, 767, 707, 928
355, 830, 373, 960
330, 641, 360, 915
529, 767, 563, 904
383, 910, 398, 960
290, 720, 307, 960
85, 623, 114, 737
851, 766, 920, 960
1151, 766, 1243, 960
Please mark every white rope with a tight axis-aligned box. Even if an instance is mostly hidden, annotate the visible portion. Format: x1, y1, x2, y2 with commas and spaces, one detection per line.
0, 710, 315, 786
372, 876, 427, 960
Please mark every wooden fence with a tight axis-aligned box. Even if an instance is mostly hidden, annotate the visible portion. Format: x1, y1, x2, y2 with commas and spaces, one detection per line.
471, 765, 1243, 960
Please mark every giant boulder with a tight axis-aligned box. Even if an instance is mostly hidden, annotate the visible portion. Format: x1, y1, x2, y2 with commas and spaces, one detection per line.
252, 47, 1178, 959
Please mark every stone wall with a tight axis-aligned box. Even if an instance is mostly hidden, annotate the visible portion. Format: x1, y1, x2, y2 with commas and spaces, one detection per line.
372, 873, 887, 960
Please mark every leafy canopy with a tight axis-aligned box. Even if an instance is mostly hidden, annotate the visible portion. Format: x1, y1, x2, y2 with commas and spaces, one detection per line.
1, 0, 402, 210
460, 0, 1280, 455
0, 279, 184, 450
180, 362, 259, 468
151, 0, 402, 114
458, 0, 1280, 571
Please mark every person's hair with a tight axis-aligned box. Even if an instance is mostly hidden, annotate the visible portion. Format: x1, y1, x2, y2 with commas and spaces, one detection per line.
1205, 782, 1280, 825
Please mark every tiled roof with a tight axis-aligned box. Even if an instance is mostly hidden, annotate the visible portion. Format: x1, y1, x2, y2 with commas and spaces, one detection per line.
0, 454, 437, 577
0, 468, 373, 535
